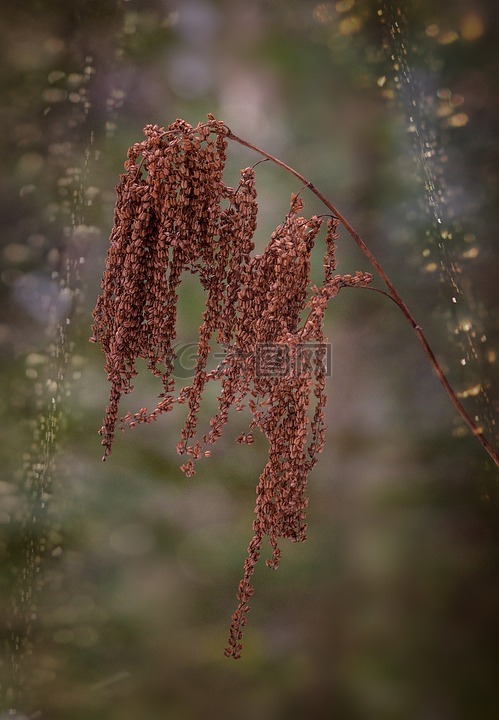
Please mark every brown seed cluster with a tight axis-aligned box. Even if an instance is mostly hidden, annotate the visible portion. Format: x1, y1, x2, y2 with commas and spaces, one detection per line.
91, 117, 254, 455
91, 117, 372, 659
223, 215, 372, 657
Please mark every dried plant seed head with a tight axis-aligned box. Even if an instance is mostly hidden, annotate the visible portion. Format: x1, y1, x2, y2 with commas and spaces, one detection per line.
91, 117, 372, 658
91, 118, 257, 458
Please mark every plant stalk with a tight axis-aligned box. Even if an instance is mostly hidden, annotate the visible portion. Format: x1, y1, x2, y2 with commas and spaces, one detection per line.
222, 128, 498, 466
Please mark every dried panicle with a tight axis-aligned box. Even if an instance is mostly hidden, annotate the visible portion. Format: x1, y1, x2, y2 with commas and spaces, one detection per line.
91, 117, 256, 457
223, 216, 371, 658
91, 117, 372, 660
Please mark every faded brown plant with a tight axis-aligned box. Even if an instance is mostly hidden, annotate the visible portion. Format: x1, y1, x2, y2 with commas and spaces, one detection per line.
92, 116, 497, 659
91, 117, 371, 657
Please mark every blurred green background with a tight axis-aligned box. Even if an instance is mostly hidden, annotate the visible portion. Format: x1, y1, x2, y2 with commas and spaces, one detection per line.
1, 1, 498, 718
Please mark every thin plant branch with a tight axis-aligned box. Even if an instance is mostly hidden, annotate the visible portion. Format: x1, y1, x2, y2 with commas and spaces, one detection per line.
220, 126, 498, 466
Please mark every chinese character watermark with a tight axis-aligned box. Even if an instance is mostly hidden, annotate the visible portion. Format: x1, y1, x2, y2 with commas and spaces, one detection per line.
173, 341, 332, 379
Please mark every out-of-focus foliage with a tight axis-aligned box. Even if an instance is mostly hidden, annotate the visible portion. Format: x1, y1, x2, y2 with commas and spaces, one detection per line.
0, 1, 498, 718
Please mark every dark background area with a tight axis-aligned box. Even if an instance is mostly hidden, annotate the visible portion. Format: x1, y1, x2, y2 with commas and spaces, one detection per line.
0, 1, 498, 718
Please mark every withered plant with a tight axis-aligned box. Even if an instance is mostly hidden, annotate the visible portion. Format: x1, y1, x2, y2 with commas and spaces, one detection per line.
91, 117, 498, 659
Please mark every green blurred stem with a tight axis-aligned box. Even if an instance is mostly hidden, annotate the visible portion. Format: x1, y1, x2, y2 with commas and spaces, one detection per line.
224, 128, 498, 467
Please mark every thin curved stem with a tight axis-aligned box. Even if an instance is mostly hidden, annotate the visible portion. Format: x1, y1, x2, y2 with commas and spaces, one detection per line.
223, 128, 498, 466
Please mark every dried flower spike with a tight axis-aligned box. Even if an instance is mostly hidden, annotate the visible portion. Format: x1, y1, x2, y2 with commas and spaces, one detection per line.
92, 116, 498, 660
